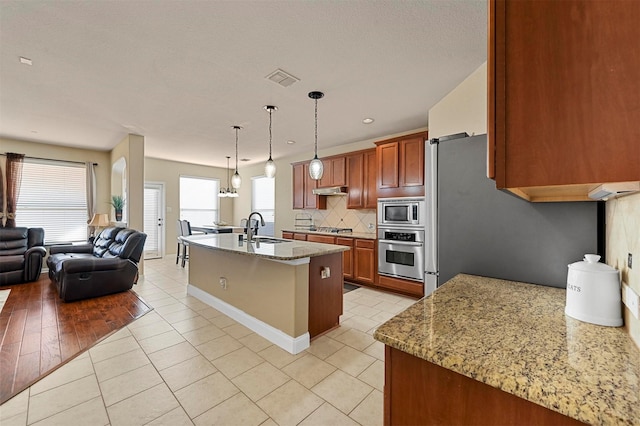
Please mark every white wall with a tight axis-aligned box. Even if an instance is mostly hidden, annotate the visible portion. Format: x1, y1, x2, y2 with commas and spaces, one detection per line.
428, 62, 487, 139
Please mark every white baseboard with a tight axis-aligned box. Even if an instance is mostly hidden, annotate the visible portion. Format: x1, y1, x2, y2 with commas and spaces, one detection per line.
187, 284, 310, 354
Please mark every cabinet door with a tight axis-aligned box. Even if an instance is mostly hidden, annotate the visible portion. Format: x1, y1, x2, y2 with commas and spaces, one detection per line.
399, 136, 424, 187
377, 142, 399, 189
303, 164, 326, 210
364, 149, 377, 209
319, 157, 346, 188
336, 237, 354, 279
292, 163, 305, 209
490, 0, 640, 193
346, 153, 364, 209
354, 239, 376, 285
293, 233, 307, 241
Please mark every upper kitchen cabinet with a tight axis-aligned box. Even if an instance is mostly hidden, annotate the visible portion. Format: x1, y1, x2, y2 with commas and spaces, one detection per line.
376, 132, 427, 198
346, 148, 377, 209
488, 0, 640, 202
318, 156, 346, 188
292, 162, 327, 210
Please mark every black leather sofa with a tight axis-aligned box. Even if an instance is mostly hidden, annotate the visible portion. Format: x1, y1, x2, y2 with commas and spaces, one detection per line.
47, 227, 147, 302
0, 227, 46, 286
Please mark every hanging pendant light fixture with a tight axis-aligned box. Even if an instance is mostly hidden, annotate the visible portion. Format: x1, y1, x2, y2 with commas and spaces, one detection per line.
308, 91, 324, 180
264, 105, 277, 178
231, 125, 242, 189
218, 156, 232, 197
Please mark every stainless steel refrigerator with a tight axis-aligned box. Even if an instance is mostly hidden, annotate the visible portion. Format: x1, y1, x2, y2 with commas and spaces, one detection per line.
424, 133, 601, 296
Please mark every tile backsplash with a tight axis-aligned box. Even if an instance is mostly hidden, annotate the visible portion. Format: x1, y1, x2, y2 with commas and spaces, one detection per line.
606, 191, 640, 348
306, 196, 376, 234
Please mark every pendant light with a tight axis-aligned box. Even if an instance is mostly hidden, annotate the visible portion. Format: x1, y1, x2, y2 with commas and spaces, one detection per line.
218, 156, 232, 197
308, 91, 324, 180
231, 125, 242, 189
264, 105, 277, 178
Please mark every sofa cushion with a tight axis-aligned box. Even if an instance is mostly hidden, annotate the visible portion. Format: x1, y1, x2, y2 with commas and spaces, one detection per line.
0, 255, 25, 272
92, 227, 125, 258
0, 228, 29, 255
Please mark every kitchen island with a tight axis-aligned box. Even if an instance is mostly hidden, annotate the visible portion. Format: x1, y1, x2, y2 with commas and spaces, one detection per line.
374, 274, 639, 426
184, 234, 348, 354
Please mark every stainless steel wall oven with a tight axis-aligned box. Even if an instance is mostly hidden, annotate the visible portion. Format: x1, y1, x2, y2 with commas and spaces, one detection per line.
377, 227, 425, 282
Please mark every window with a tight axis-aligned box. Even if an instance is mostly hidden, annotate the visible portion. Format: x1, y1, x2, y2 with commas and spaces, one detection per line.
252, 176, 275, 237
179, 176, 220, 225
16, 159, 87, 244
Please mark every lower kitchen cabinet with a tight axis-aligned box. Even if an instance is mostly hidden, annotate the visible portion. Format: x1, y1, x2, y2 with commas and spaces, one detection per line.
336, 237, 354, 280
353, 239, 376, 285
384, 346, 584, 425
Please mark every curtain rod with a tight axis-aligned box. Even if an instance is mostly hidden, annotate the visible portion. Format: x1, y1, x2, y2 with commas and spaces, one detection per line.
1, 153, 97, 166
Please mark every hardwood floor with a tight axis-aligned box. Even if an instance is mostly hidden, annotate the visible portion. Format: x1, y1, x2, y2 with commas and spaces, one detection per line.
0, 274, 152, 404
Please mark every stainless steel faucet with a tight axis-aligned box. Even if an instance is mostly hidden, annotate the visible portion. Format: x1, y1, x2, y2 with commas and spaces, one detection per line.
246, 211, 265, 244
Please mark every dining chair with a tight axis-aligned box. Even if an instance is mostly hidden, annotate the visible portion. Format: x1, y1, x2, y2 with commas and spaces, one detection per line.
179, 220, 192, 268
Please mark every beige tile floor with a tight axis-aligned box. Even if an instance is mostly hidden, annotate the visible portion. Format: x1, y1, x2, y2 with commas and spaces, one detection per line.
0, 256, 417, 426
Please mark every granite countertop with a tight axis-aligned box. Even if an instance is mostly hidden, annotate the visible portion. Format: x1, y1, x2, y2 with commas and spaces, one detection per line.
183, 233, 348, 261
373, 274, 639, 426
281, 228, 377, 240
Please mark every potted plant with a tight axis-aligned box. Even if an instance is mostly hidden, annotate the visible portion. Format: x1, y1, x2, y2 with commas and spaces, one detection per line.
110, 195, 125, 221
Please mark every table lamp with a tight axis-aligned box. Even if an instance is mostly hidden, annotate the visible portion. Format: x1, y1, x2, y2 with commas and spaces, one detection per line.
88, 213, 110, 239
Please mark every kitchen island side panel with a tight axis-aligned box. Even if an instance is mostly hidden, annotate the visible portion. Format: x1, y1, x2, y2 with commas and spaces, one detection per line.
189, 244, 309, 338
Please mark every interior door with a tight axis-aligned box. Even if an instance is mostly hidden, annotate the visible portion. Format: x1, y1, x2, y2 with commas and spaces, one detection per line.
143, 182, 164, 259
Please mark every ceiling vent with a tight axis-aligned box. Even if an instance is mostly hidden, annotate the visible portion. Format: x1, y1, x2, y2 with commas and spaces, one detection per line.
266, 69, 299, 87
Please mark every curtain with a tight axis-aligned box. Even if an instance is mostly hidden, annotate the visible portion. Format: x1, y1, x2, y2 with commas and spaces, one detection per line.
5, 153, 25, 228
0, 157, 4, 227
86, 161, 97, 236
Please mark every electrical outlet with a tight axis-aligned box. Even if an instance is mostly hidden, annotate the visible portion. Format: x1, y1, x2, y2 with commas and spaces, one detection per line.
623, 284, 639, 320
219, 277, 227, 290
321, 267, 331, 279
628, 253, 633, 269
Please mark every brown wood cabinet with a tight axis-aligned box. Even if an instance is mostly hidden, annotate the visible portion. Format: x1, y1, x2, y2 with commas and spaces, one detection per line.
318, 156, 346, 188
282, 231, 294, 240
384, 346, 584, 425
308, 253, 343, 339
353, 239, 376, 285
375, 132, 427, 198
336, 237, 354, 280
346, 148, 377, 209
292, 162, 327, 210
489, 0, 640, 202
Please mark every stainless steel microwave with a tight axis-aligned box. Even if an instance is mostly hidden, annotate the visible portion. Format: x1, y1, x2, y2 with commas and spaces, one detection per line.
377, 197, 426, 227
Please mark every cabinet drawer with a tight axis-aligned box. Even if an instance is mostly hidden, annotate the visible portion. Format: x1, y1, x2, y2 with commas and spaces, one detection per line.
293, 233, 307, 241
282, 232, 294, 239
335, 237, 354, 247
307, 234, 335, 244
355, 239, 375, 249
378, 275, 423, 298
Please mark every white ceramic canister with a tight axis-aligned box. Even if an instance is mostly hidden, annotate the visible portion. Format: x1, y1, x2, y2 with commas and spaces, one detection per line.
565, 254, 622, 327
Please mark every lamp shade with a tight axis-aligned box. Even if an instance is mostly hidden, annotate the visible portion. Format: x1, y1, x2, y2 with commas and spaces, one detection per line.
264, 158, 276, 178
89, 213, 110, 227
309, 156, 324, 180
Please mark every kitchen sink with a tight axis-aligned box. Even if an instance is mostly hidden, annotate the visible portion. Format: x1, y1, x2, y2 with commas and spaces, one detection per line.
250, 237, 289, 244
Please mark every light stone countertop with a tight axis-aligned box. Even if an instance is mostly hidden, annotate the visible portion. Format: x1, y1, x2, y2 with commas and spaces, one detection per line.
373, 274, 639, 426
281, 228, 377, 240
183, 233, 348, 261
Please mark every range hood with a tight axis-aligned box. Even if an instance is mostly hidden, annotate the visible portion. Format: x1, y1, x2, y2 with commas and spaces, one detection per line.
312, 186, 348, 196
588, 181, 640, 200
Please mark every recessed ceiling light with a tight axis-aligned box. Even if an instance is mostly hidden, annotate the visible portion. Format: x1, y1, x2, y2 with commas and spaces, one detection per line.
287, 140, 296, 145
362, 118, 375, 124
19, 57, 32, 66
240, 158, 251, 162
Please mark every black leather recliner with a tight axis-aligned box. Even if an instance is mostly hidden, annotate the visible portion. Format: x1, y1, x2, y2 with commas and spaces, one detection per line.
47, 227, 147, 302
0, 227, 46, 285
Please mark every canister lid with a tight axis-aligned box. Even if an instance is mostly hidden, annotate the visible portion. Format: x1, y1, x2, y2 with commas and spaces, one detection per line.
568, 254, 618, 274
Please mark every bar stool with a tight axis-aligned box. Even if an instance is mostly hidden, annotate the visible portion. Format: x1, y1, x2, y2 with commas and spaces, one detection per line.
176, 220, 192, 267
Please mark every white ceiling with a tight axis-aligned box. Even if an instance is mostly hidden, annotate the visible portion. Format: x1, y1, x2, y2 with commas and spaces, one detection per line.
0, 0, 487, 169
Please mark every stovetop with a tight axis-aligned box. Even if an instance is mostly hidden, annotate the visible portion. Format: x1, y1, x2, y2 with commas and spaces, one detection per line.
312, 227, 353, 234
